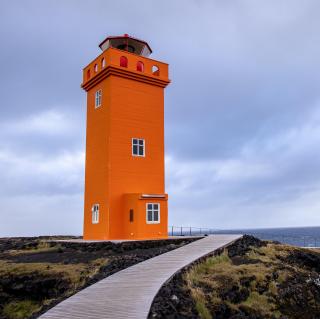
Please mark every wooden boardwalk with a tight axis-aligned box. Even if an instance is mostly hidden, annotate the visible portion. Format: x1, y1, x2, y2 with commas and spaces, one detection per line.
39, 234, 241, 319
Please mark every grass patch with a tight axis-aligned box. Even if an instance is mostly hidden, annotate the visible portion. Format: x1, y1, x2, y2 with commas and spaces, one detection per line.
246, 243, 291, 264
8, 241, 62, 255
184, 252, 232, 318
183, 243, 292, 318
242, 291, 270, 310
0, 258, 108, 289
241, 291, 281, 318
3, 300, 41, 319
192, 288, 212, 319
149, 237, 320, 319
185, 251, 232, 287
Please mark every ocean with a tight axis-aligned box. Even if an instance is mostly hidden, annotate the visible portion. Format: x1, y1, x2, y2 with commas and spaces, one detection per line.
213, 226, 320, 247
169, 226, 320, 247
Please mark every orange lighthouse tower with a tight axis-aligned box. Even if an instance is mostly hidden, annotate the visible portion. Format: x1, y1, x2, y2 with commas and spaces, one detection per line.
81, 34, 170, 240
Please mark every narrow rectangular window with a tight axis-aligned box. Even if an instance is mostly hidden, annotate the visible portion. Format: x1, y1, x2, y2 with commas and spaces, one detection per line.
132, 138, 145, 157
92, 204, 99, 224
146, 203, 160, 224
129, 209, 134, 222
95, 90, 102, 108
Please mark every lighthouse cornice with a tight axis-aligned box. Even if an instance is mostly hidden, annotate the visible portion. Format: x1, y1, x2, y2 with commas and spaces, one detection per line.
81, 47, 170, 91
81, 64, 170, 91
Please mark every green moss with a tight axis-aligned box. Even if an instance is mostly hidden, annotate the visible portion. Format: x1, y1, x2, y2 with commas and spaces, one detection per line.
268, 281, 278, 295
243, 291, 269, 308
195, 300, 212, 319
3, 300, 41, 319
0, 258, 109, 319
8, 241, 56, 255
187, 287, 212, 319
242, 291, 281, 318
187, 252, 231, 284
206, 253, 230, 265
183, 243, 295, 318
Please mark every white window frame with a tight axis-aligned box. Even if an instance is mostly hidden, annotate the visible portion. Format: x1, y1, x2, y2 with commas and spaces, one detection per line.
95, 89, 102, 108
132, 138, 145, 157
102, 58, 106, 68
92, 204, 99, 224
146, 203, 160, 224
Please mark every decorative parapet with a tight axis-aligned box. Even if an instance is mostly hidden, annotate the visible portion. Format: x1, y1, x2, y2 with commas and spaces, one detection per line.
81, 47, 170, 91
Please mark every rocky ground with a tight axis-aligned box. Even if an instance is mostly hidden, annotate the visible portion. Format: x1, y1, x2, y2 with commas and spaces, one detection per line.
149, 235, 320, 319
0, 236, 198, 319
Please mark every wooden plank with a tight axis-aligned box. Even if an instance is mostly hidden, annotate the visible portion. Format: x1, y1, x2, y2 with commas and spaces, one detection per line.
39, 234, 241, 319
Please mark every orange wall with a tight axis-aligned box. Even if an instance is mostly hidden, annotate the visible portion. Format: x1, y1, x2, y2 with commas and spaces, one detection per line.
82, 47, 170, 240
83, 78, 111, 239
108, 76, 165, 238
123, 194, 168, 240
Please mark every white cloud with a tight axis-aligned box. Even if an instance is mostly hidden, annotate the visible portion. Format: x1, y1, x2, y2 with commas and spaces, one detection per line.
0, 108, 85, 199
0, 194, 83, 237
0, 149, 85, 196
1, 109, 78, 136
0, 148, 85, 236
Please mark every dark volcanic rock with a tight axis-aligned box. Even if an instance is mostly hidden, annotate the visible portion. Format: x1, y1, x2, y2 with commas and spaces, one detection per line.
231, 256, 261, 265
0, 273, 71, 300
209, 303, 237, 319
148, 272, 198, 318
277, 272, 320, 318
0, 236, 80, 253
149, 236, 320, 319
227, 235, 266, 258
284, 249, 320, 272
0, 236, 199, 319
2, 238, 197, 265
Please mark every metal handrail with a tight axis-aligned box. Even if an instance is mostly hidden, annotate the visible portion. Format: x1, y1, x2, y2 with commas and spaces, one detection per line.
168, 226, 320, 247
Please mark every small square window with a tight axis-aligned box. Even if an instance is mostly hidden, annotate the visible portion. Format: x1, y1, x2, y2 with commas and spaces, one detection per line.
132, 138, 145, 157
95, 90, 102, 108
146, 203, 160, 224
92, 204, 99, 224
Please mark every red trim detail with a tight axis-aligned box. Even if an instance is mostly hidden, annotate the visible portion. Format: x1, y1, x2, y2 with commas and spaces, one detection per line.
120, 56, 128, 68
81, 65, 170, 91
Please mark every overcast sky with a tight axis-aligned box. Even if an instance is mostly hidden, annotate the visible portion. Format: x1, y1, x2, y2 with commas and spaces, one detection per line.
1, 0, 320, 236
